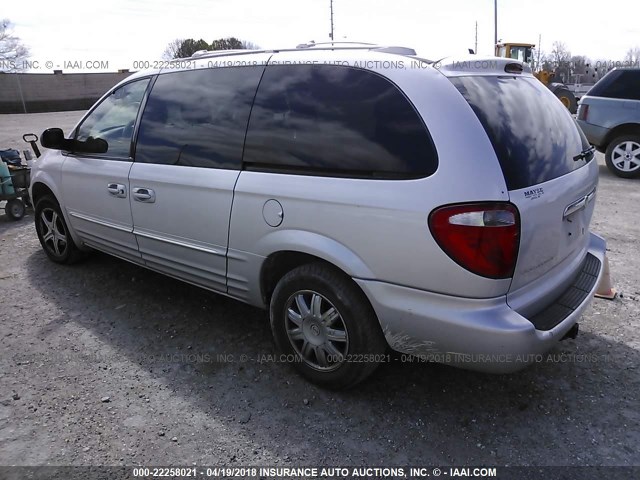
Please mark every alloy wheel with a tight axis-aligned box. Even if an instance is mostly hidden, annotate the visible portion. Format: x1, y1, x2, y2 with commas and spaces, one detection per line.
39, 208, 68, 256
611, 140, 640, 173
284, 290, 349, 371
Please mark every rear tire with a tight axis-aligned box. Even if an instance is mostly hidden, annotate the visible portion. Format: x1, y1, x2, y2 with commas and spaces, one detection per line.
605, 135, 640, 178
269, 263, 387, 389
5, 198, 25, 220
34, 195, 85, 264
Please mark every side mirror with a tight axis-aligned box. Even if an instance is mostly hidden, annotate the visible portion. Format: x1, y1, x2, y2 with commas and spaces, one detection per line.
75, 137, 108, 154
40, 127, 108, 154
41, 128, 69, 150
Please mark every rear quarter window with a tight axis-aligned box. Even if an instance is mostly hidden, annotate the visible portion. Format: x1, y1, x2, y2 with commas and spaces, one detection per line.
450, 75, 589, 190
587, 70, 640, 101
243, 64, 438, 179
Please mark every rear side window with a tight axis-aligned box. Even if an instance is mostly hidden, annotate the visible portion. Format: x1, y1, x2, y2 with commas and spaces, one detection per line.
587, 70, 640, 100
243, 64, 437, 178
135, 66, 264, 169
450, 76, 588, 191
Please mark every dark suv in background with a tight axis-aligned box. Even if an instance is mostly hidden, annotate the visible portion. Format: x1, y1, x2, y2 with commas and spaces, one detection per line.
577, 68, 640, 178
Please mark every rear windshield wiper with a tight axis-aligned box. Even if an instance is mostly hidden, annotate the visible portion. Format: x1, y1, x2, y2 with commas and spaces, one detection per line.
573, 146, 595, 162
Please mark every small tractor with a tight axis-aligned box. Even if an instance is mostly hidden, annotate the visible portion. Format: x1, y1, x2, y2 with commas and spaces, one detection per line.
495, 42, 578, 114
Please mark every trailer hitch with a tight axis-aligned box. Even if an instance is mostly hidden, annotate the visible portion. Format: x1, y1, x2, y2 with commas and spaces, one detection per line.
561, 323, 579, 341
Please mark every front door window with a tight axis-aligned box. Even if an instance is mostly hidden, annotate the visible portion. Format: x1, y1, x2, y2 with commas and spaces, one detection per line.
75, 78, 150, 158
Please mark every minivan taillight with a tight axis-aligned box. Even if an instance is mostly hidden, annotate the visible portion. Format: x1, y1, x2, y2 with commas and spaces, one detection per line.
428, 203, 520, 279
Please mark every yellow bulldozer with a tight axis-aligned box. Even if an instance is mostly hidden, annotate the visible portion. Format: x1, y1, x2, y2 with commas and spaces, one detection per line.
495, 42, 578, 114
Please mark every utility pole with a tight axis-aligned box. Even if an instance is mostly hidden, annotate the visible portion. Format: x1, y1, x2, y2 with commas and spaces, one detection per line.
494, 0, 497, 51
475, 21, 478, 54
537, 34, 542, 70
329, 0, 334, 41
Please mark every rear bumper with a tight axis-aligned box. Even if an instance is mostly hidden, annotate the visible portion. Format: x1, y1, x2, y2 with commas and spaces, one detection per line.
577, 120, 609, 148
356, 233, 607, 374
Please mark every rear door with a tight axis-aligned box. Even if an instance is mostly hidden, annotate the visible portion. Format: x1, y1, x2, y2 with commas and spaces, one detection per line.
128, 64, 265, 292
450, 75, 598, 293
61, 77, 151, 263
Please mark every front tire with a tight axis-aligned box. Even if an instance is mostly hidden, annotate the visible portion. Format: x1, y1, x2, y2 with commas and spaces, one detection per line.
270, 263, 387, 389
35, 195, 85, 264
552, 85, 577, 114
605, 135, 640, 178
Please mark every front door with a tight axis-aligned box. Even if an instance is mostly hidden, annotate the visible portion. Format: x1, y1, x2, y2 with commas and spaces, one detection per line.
61, 77, 151, 264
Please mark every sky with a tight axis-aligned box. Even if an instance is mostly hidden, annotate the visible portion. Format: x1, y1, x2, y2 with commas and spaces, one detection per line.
3, 0, 640, 72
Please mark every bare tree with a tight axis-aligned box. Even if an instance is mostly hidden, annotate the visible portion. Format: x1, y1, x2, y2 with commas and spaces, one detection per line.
569, 55, 591, 83
162, 38, 184, 60
550, 41, 571, 63
530, 47, 547, 72
0, 19, 30, 71
533, 42, 615, 83
241, 40, 260, 50
209, 38, 260, 50
163, 37, 260, 59
209, 37, 246, 50
550, 41, 571, 83
162, 38, 209, 59
625, 46, 640, 64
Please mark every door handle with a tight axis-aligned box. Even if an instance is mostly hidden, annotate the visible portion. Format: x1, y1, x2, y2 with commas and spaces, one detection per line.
107, 183, 127, 198
132, 187, 156, 203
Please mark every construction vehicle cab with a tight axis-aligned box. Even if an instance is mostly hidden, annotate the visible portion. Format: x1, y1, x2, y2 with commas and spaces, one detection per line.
495, 42, 577, 114
495, 43, 534, 64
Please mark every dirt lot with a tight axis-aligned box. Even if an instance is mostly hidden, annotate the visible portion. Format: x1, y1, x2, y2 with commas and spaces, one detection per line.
0, 111, 638, 471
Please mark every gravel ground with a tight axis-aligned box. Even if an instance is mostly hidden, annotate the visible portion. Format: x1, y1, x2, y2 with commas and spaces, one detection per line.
0, 112, 638, 471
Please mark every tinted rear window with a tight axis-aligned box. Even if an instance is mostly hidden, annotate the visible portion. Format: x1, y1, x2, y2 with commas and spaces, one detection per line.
450, 76, 588, 190
135, 66, 263, 169
587, 69, 640, 100
243, 64, 437, 178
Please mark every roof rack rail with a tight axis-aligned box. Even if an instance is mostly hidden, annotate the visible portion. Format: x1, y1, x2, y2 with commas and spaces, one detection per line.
169, 42, 418, 62
295, 41, 416, 55
374, 46, 417, 55
189, 49, 251, 58
296, 41, 377, 49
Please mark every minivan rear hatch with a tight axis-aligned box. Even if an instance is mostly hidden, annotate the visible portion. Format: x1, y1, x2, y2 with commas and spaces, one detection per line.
448, 74, 598, 296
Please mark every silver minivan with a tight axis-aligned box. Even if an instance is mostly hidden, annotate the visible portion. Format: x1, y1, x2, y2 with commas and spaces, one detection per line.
31, 44, 606, 388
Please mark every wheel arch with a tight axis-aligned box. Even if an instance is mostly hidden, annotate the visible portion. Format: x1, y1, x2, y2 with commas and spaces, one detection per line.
31, 181, 56, 207
261, 251, 340, 306
257, 231, 375, 306
29, 165, 64, 207
602, 123, 640, 149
